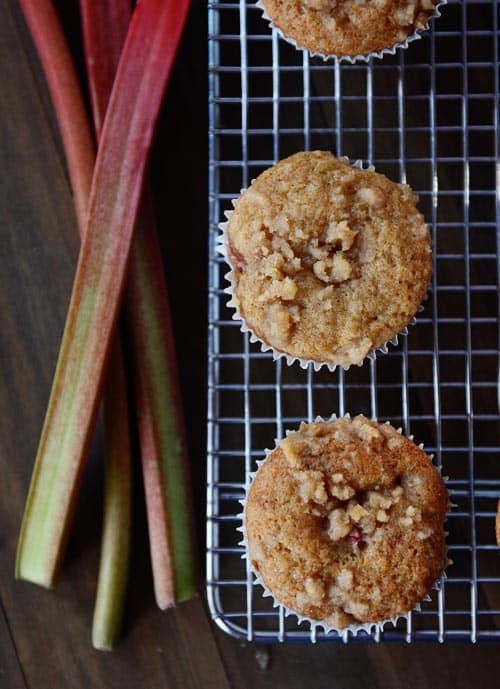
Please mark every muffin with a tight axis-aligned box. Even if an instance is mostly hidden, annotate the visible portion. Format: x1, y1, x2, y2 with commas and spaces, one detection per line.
222, 151, 432, 370
257, 0, 444, 60
244, 415, 448, 631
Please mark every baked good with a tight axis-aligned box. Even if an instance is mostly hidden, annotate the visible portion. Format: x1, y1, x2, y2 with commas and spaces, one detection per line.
245, 415, 448, 630
223, 151, 432, 369
258, 0, 442, 59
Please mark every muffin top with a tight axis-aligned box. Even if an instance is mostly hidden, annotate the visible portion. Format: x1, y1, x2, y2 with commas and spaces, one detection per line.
225, 151, 432, 368
245, 416, 448, 629
259, 0, 440, 58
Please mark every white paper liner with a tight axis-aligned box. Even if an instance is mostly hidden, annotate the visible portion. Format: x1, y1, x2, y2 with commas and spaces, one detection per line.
237, 413, 451, 639
218, 157, 429, 373
256, 0, 447, 64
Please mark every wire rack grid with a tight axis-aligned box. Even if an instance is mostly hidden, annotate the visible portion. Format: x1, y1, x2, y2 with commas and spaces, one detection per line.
207, 0, 500, 642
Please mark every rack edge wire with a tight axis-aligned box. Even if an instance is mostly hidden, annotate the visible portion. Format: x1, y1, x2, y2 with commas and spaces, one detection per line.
207, 0, 500, 643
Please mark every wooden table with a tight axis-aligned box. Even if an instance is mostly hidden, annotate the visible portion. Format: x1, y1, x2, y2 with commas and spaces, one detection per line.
0, 2, 498, 687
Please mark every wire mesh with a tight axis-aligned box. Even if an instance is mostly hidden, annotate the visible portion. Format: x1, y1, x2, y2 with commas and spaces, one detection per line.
207, 0, 500, 642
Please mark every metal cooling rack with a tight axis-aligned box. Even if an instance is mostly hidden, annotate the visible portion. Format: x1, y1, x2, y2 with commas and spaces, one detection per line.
207, 0, 500, 642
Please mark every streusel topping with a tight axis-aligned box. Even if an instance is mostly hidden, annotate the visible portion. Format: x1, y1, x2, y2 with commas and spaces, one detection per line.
245, 416, 448, 628
226, 151, 431, 367
260, 0, 440, 58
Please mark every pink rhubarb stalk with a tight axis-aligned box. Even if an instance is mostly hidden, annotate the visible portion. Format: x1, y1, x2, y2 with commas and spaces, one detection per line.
81, 0, 196, 607
17, 0, 132, 646
79, 0, 133, 649
16, 0, 190, 589
16, 0, 132, 628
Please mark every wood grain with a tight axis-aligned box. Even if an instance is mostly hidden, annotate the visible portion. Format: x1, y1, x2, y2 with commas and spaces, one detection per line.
0, 1, 498, 688
0, 2, 228, 687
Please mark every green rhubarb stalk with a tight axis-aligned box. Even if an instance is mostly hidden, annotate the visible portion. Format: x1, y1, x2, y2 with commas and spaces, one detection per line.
92, 341, 131, 651
126, 195, 196, 605
16, 0, 190, 589
81, 0, 196, 607
16, 0, 132, 633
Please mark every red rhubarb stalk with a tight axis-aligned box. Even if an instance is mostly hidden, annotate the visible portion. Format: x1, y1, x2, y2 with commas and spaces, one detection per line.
79, 0, 133, 649
17, 0, 94, 237
79, 0, 131, 138
81, 0, 196, 607
16, 0, 190, 589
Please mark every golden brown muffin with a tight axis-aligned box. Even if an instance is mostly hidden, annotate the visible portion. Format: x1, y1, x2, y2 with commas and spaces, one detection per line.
245, 416, 448, 629
259, 0, 441, 58
225, 151, 432, 368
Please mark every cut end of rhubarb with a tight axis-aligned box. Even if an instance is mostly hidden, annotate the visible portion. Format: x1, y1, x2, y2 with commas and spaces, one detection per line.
15, 525, 60, 589
153, 576, 196, 610
176, 588, 198, 605
91, 632, 116, 652
92, 610, 121, 651
92, 643, 114, 653
14, 561, 56, 590
157, 599, 176, 612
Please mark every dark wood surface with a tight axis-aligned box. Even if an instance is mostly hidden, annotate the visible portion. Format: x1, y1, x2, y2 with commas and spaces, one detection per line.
0, 1, 498, 687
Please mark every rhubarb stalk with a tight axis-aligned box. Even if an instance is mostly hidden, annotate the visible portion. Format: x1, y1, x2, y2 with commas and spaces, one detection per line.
126, 196, 196, 605
81, 0, 197, 607
16, 0, 190, 589
92, 342, 131, 651
78, 0, 133, 650
79, 0, 131, 138
16, 0, 132, 642
17, 0, 94, 237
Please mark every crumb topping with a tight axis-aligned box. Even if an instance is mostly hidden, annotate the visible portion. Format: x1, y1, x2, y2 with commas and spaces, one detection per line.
260, 0, 440, 57
226, 151, 432, 367
245, 416, 448, 628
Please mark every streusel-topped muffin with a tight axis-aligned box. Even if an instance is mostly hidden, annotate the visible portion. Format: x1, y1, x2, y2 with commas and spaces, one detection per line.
224, 151, 432, 369
245, 416, 448, 629
259, 0, 442, 59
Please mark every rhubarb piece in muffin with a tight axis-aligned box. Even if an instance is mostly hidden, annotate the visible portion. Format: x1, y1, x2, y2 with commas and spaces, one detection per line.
245, 415, 448, 629
224, 151, 432, 369
259, 0, 442, 59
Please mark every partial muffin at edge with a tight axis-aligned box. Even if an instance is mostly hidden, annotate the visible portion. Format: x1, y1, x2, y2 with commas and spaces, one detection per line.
260, 0, 441, 58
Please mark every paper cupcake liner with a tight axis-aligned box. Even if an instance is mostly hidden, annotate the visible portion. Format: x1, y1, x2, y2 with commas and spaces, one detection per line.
218, 158, 428, 373
256, 0, 447, 64
237, 413, 451, 639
